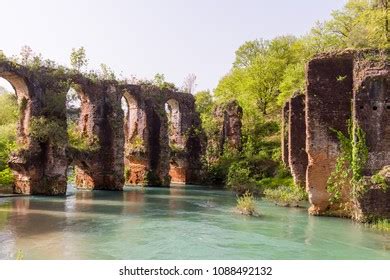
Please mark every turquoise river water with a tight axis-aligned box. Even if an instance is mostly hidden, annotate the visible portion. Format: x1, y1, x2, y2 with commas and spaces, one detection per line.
0, 185, 389, 259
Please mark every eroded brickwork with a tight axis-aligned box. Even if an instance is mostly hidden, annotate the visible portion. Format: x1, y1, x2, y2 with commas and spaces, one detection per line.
210, 100, 243, 160
305, 52, 354, 214
281, 101, 289, 167
0, 58, 202, 195
352, 50, 390, 221
288, 94, 307, 188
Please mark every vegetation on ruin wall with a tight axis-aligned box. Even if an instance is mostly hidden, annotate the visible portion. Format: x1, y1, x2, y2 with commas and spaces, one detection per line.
325, 120, 387, 217
195, 0, 389, 204
67, 122, 100, 152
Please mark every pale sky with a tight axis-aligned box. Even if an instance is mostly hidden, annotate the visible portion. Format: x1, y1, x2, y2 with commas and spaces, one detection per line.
0, 0, 347, 92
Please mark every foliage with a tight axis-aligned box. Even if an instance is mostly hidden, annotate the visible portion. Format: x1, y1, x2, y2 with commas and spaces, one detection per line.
327, 121, 369, 210
151, 73, 178, 91
15, 250, 24, 260
0, 93, 18, 187
70, 47, 88, 71
263, 184, 307, 207
369, 219, 390, 232
67, 167, 76, 184
0, 93, 19, 126
67, 121, 99, 152
194, 90, 218, 137
99, 63, 116, 80
257, 176, 294, 190
227, 162, 257, 194
371, 169, 389, 191
143, 171, 162, 186
125, 135, 145, 154
30, 117, 67, 146
236, 191, 259, 216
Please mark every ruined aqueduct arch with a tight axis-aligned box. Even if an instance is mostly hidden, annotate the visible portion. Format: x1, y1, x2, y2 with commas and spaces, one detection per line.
0, 58, 203, 195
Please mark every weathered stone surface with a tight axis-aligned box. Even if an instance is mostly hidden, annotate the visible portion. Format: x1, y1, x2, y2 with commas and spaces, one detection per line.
211, 100, 243, 160
1, 60, 68, 195
0, 58, 203, 195
306, 52, 354, 214
304, 50, 390, 220
288, 93, 307, 188
353, 50, 390, 176
281, 101, 289, 167
351, 50, 390, 221
120, 85, 203, 186
353, 186, 390, 222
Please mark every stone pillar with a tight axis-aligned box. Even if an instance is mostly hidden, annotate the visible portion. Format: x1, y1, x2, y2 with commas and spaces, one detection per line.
72, 81, 124, 191
281, 101, 290, 167
352, 51, 390, 221
353, 60, 390, 175
306, 54, 353, 215
223, 100, 243, 151
288, 94, 308, 188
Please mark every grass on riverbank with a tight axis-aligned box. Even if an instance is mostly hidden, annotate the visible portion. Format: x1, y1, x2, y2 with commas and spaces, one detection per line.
263, 183, 307, 207
369, 219, 390, 233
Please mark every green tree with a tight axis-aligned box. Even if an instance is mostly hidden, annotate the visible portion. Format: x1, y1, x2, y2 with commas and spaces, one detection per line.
233, 39, 268, 68
99, 63, 116, 80
70, 47, 88, 71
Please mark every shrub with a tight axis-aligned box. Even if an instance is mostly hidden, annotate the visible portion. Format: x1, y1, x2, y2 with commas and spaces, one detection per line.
369, 219, 390, 232
30, 116, 67, 145
264, 184, 307, 207
0, 168, 14, 186
257, 177, 294, 190
236, 191, 259, 216
67, 121, 99, 152
0, 93, 18, 187
125, 135, 145, 154
227, 162, 257, 194
0, 93, 19, 126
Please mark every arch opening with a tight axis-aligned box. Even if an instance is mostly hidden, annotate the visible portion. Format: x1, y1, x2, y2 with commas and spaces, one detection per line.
65, 86, 83, 187
0, 77, 22, 192
164, 99, 186, 184
165, 99, 182, 148
122, 94, 140, 144
121, 92, 147, 185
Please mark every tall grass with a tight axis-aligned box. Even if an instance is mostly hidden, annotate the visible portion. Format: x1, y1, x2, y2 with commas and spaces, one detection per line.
236, 191, 259, 216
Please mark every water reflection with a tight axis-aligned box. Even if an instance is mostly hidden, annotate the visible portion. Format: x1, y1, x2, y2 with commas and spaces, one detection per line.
0, 186, 389, 260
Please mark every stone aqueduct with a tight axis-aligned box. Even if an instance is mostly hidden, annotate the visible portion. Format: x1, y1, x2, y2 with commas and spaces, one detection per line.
1, 49, 389, 221
0, 59, 203, 195
283, 49, 390, 221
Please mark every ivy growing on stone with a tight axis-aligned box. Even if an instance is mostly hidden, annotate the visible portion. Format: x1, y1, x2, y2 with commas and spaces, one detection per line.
327, 119, 369, 210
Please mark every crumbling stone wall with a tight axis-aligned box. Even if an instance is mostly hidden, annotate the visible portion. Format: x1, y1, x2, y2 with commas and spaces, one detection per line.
306, 52, 354, 215
304, 50, 390, 219
66, 78, 124, 191
119, 85, 202, 186
288, 93, 307, 188
1, 61, 68, 195
211, 100, 243, 159
0, 58, 202, 195
353, 50, 390, 176
281, 101, 289, 167
352, 50, 390, 221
